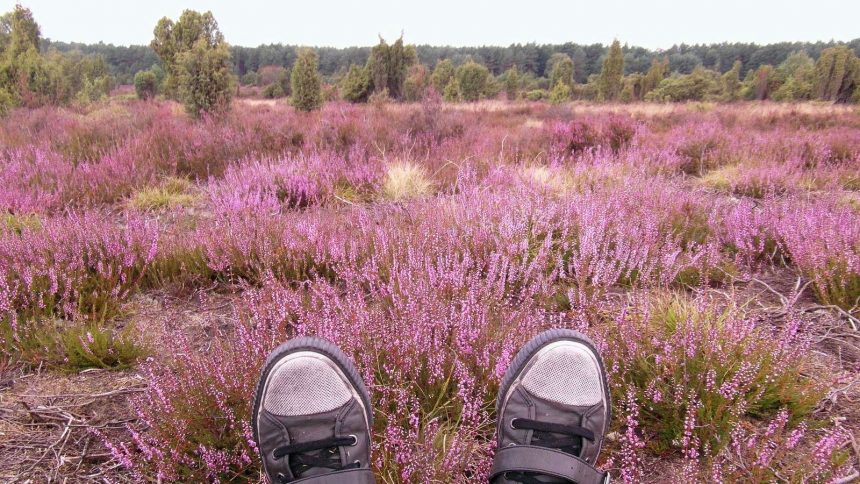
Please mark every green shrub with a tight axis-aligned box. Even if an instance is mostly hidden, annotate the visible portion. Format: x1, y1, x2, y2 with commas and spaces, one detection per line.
455, 60, 490, 102
262, 82, 285, 99
3, 319, 147, 371
430, 59, 455, 93
525, 89, 549, 101
341, 64, 371, 103
646, 67, 722, 102
134, 70, 158, 100
443, 77, 460, 102
1, 213, 41, 234
549, 80, 571, 104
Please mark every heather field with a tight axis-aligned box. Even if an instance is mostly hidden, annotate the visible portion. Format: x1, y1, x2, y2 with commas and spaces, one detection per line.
2, 98, 860, 483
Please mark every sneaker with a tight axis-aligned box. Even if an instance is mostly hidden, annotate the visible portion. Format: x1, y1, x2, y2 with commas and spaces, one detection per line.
491, 329, 611, 484
252, 337, 375, 483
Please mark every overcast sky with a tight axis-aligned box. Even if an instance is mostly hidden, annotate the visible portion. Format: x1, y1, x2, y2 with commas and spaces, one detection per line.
4, 0, 858, 49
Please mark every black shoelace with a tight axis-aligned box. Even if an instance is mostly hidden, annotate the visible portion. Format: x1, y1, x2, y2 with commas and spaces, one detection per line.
504, 417, 595, 484
273, 435, 358, 482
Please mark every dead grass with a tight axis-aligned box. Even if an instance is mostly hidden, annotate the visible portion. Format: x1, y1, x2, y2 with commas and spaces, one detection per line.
0, 369, 143, 482
128, 177, 199, 211
382, 162, 434, 201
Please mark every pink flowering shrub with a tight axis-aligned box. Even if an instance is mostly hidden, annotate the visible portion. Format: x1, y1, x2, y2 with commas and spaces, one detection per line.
1, 213, 157, 365
2, 102, 858, 480
773, 198, 860, 310
715, 198, 782, 267
706, 411, 855, 482
110, 239, 564, 481
598, 294, 820, 479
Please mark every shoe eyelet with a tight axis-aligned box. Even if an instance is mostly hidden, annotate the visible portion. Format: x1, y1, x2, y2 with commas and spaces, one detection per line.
276, 472, 286, 481
348, 434, 358, 446
509, 418, 519, 430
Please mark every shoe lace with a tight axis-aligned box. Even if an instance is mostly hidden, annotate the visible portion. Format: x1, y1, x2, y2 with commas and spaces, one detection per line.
272, 435, 358, 482
505, 417, 596, 484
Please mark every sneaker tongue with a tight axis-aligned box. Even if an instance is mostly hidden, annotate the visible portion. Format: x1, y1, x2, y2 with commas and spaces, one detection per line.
269, 410, 343, 479
532, 429, 584, 457
289, 446, 340, 478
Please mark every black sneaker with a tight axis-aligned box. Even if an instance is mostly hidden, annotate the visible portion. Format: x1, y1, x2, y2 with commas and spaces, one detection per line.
252, 337, 375, 483
491, 329, 611, 484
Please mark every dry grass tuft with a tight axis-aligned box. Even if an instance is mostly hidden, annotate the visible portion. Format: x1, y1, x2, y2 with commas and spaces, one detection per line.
383, 162, 433, 201
129, 177, 198, 210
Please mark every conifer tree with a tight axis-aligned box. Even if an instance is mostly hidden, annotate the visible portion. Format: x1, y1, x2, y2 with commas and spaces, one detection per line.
340, 64, 370, 103
641, 57, 668, 98
455, 60, 489, 102
503, 64, 521, 100
291, 48, 322, 111
721, 60, 742, 101
549, 79, 571, 104
598, 40, 624, 101
150, 10, 233, 116
814, 46, 860, 103
443, 76, 460, 102
549, 54, 575, 90
366, 35, 415, 100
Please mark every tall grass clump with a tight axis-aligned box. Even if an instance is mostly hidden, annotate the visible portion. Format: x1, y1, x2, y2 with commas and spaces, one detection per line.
383, 162, 433, 201
129, 177, 198, 211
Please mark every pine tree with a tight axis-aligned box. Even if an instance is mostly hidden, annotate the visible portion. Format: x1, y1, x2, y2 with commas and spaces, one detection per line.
549, 54, 575, 90
150, 10, 233, 116
598, 40, 624, 102
291, 48, 322, 111
641, 57, 668, 98
549, 79, 571, 104
814, 46, 860, 103
503, 64, 520, 100
721, 60, 742, 101
340, 64, 370, 103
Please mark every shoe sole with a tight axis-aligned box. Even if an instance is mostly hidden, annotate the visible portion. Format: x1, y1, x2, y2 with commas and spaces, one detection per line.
496, 328, 611, 454
251, 336, 374, 449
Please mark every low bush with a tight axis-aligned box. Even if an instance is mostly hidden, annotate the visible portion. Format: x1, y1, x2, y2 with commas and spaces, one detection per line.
6, 319, 146, 371
775, 198, 860, 311
599, 294, 821, 478
1, 213, 157, 362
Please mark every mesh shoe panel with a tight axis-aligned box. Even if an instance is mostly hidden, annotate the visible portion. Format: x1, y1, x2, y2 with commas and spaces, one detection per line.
521, 343, 602, 406
263, 355, 352, 416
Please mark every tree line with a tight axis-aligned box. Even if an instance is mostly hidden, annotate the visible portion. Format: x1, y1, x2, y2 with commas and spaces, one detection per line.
0, 5, 114, 114
3, 5, 860, 117
49, 37, 860, 85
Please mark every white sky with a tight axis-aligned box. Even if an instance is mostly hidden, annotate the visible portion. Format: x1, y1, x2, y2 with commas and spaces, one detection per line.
4, 0, 858, 49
